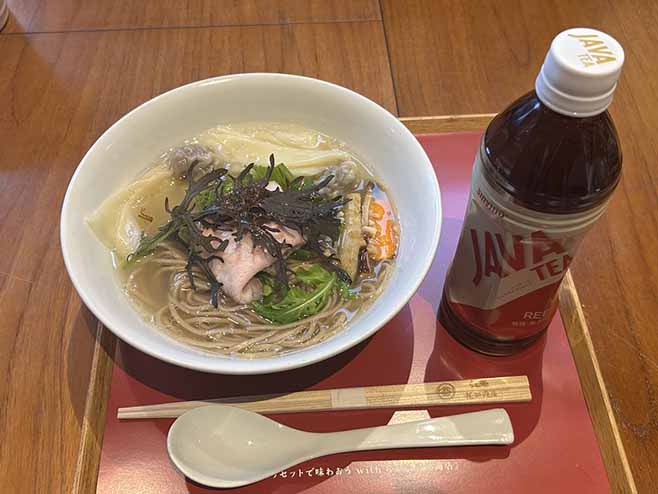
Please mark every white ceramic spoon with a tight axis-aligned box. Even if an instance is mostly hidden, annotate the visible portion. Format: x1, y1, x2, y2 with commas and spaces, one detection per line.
167, 405, 514, 488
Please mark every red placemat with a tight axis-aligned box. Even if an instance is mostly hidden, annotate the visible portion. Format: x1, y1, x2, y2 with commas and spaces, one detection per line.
96, 132, 609, 494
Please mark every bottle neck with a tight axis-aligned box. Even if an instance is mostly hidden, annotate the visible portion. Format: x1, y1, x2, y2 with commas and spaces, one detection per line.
482, 91, 621, 214
535, 69, 616, 118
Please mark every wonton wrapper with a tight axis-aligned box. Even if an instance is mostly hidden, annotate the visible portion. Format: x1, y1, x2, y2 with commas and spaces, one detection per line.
87, 164, 186, 261
198, 123, 351, 174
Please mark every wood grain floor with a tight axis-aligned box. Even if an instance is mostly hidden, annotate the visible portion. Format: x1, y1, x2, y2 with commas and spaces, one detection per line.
1, 0, 656, 492
5, 0, 381, 32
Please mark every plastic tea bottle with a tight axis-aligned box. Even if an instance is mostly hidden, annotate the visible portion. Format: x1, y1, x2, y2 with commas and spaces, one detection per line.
440, 28, 624, 356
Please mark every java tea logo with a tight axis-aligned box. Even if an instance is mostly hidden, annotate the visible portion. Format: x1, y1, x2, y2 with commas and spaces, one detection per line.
569, 33, 617, 67
469, 229, 572, 286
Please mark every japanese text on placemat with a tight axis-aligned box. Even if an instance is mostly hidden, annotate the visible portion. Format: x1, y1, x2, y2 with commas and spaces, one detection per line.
273, 461, 459, 479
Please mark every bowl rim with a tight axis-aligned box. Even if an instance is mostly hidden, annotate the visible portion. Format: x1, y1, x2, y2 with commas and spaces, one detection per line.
60, 73, 441, 374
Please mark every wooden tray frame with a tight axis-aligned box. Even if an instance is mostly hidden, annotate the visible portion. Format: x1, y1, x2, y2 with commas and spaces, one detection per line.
73, 115, 637, 494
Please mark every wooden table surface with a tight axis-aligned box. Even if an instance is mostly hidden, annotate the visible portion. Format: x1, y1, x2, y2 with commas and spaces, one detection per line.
1, 1, 655, 492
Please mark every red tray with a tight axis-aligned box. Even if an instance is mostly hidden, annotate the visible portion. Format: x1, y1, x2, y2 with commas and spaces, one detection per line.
96, 132, 609, 493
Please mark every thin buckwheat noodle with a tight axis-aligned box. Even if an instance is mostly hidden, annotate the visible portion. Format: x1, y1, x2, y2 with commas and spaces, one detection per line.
125, 242, 392, 358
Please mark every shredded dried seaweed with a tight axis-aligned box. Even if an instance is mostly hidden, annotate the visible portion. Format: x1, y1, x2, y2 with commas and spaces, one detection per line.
128, 154, 349, 306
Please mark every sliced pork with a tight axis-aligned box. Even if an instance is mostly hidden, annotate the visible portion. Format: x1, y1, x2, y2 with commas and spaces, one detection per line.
203, 224, 304, 304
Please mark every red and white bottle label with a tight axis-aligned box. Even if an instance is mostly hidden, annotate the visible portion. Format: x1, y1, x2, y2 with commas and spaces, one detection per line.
444, 148, 607, 338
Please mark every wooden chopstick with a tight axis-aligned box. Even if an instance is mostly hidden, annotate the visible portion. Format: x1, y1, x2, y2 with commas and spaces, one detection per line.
117, 375, 531, 419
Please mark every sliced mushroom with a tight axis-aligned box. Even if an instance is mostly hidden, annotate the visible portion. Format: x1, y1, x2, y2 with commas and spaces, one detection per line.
337, 192, 364, 281
362, 225, 377, 237
361, 182, 375, 227
358, 246, 371, 274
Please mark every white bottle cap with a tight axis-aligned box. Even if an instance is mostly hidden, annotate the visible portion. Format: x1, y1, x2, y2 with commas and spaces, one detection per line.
535, 28, 624, 117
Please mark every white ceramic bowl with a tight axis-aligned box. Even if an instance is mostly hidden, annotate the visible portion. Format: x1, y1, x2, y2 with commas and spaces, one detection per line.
61, 74, 441, 374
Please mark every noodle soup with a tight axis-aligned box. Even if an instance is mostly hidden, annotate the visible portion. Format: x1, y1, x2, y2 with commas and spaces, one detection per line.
87, 123, 398, 358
